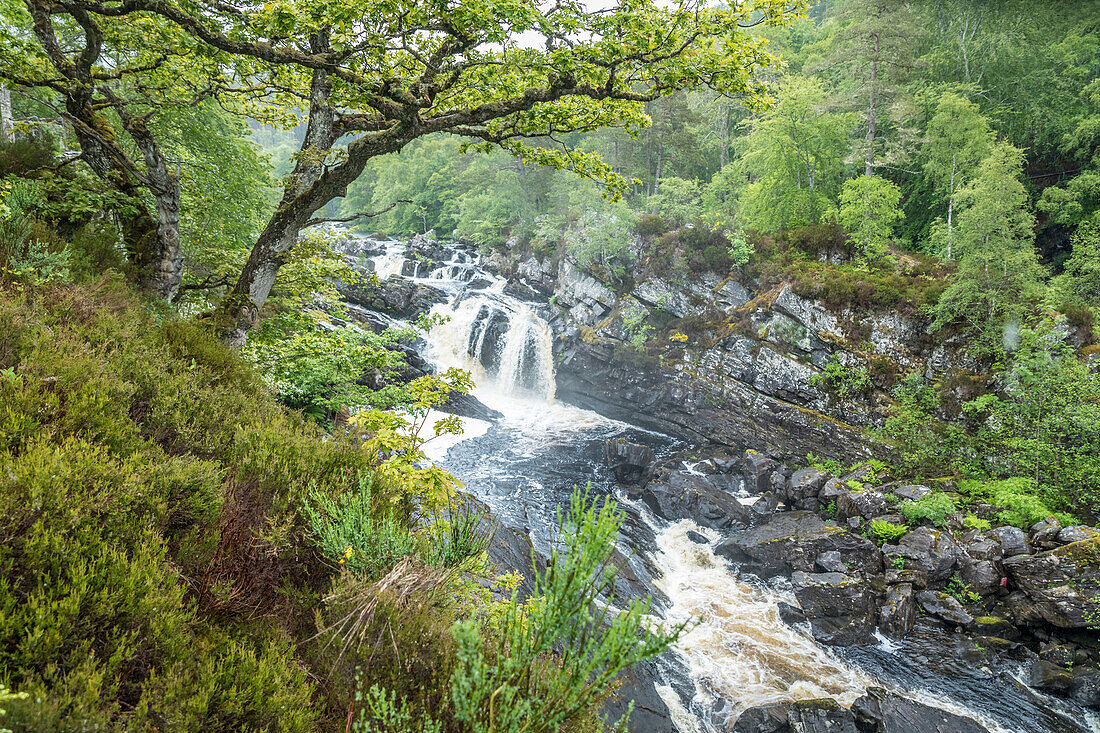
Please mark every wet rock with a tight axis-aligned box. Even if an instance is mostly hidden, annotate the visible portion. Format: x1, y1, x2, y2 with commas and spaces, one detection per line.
686, 530, 709, 545
1039, 642, 1075, 666
819, 477, 850, 503
851, 687, 991, 733
502, 280, 543, 302
712, 455, 741, 474
1069, 668, 1100, 708
1003, 537, 1100, 628
1029, 660, 1074, 693
748, 492, 781, 524
716, 511, 882, 579
641, 470, 750, 530
989, 526, 1030, 558
958, 557, 1000, 597
792, 571, 875, 646
916, 591, 974, 626
964, 536, 999, 562
604, 439, 655, 485
1059, 526, 1099, 545
836, 490, 889, 522
733, 699, 858, 733
339, 276, 448, 318
439, 391, 505, 422
891, 484, 932, 502
879, 583, 916, 637
777, 601, 807, 626
786, 467, 830, 504
1031, 517, 1064, 548
816, 550, 849, 574
883, 528, 961, 585
969, 615, 1019, 640
742, 452, 779, 493
603, 658, 676, 732
885, 567, 928, 589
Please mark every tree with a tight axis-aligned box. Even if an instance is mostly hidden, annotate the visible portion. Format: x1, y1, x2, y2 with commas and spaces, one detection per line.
931, 142, 1046, 351
737, 75, 853, 231
22, 0, 804, 345
922, 92, 993, 260
810, 0, 921, 176
1049, 215, 1100, 309
837, 174, 901, 264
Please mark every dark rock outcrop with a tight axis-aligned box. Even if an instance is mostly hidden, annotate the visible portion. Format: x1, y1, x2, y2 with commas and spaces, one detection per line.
716, 512, 882, 579
641, 469, 750, 530
851, 688, 991, 733
605, 439, 656, 485
1003, 537, 1100, 628
792, 571, 875, 645
339, 276, 447, 319
733, 699, 858, 733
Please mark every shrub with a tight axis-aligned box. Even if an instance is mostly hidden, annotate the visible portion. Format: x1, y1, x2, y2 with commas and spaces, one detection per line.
900, 492, 957, 527
870, 518, 909, 543
809, 356, 872, 399
957, 478, 1077, 529
635, 213, 668, 237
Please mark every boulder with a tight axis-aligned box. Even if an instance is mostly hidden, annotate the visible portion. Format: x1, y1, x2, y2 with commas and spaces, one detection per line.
879, 583, 916, 637
1069, 668, 1100, 708
836, 491, 889, 522
1030, 517, 1064, 548
338, 276, 448, 318
1059, 526, 1100, 545
989, 526, 1030, 558
851, 688, 991, 733
892, 484, 932, 502
716, 512, 882, 579
777, 601, 807, 626
748, 492, 781, 524
916, 591, 974, 626
819, 478, 849, 503
1003, 537, 1100, 628
958, 557, 1001, 597
792, 571, 875, 646
815, 550, 849, 574
733, 699, 858, 733
686, 530, 709, 545
786, 467, 830, 504
883, 528, 961, 585
969, 615, 1019, 640
642, 470, 750, 530
604, 439, 655, 485
742, 452, 779, 493
1029, 660, 1074, 693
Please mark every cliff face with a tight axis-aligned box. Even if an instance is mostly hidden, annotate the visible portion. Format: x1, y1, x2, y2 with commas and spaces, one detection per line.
497, 249, 959, 462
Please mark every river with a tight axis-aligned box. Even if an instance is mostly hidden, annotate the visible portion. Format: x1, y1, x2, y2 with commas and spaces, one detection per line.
346, 231, 1100, 733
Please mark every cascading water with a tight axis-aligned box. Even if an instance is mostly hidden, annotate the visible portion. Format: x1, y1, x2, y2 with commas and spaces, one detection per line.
341, 229, 1099, 733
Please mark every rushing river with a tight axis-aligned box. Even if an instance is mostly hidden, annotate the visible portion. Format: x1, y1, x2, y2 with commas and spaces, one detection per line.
348, 231, 1100, 733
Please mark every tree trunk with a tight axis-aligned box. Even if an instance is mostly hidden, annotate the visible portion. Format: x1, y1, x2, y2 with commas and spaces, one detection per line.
0, 85, 11, 142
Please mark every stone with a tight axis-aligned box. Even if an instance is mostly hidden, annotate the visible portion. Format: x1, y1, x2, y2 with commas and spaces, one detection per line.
819, 477, 849, 503
604, 439, 655, 485
686, 530, 709, 545
1069, 668, 1100, 708
815, 550, 848, 574
836, 490, 889, 522
989, 526, 1030, 558
642, 470, 750, 531
885, 567, 928, 589
777, 601, 807, 626
733, 699, 858, 733
742, 452, 779, 493
711, 455, 741, 473
969, 615, 1019, 640
892, 484, 932, 502
1030, 517, 1064, 548
1059, 526, 1100, 545
884, 528, 961, 584
1029, 660, 1074, 692
1039, 642, 1075, 667
916, 591, 974, 626
603, 657, 677, 732
879, 583, 916, 637
748, 492, 781, 524
786, 467, 830, 503
792, 571, 875, 646
1003, 537, 1100, 628
958, 557, 1001, 597
851, 687, 991, 733
715, 512, 882, 579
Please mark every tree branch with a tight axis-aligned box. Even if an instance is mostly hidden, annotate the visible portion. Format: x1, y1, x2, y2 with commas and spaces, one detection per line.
303, 200, 412, 228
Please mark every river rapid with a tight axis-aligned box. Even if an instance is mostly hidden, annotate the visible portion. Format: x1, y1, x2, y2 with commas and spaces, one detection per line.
345, 231, 1099, 733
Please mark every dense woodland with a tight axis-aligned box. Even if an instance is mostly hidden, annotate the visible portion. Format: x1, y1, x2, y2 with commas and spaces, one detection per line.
1, 0, 1100, 730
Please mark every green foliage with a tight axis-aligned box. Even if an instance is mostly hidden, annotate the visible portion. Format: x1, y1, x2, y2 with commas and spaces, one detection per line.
809, 355, 872, 399
726, 230, 753, 266
566, 208, 636, 280
737, 75, 853, 232
0, 176, 71, 286
635, 214, 669, 237
957, 478, 1077, 530
648, 177, 703, 227
900, 492, 957, 527
945, 574, 982, 605
448, 487, 681, 733
837, 175, 902, 265
870, 518, 909, 543
962, 513, 992, 533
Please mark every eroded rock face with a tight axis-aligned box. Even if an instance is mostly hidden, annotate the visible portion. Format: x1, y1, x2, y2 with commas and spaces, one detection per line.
641, 469, 750, 530
733, 699, 858, 733
604, 439, 655, 485
792, 571, 876, 645
1004, 537, 1100, 628
339, 276, 447, 319
851, 688, 991, 733
883, 528, 962, 585
715, 511, 882, 579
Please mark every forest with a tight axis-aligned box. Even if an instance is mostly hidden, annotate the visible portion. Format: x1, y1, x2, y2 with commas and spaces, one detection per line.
2, 0, 1100, 730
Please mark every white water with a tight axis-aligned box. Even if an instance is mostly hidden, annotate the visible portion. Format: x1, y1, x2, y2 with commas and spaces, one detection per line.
346, 230, 1092, 733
